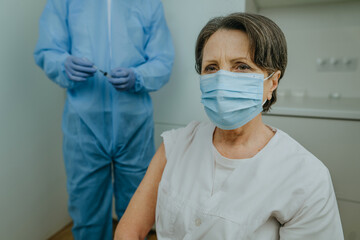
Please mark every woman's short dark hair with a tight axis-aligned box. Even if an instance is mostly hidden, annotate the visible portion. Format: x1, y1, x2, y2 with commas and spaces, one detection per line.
195, 13, 287, 112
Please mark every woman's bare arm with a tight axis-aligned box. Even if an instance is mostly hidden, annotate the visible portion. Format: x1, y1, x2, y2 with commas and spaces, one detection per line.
114, 143, 167, 240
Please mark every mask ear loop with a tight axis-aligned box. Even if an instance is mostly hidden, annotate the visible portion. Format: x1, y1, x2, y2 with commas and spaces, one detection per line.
264, 72, 275, 81
262, 72, 275, 106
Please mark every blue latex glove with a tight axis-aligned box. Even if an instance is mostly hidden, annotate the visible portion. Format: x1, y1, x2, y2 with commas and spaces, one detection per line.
108, 67, 136, 91
64, 56, 96, 81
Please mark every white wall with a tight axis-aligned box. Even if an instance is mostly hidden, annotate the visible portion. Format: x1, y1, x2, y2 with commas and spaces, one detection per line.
151, 0, 247, 147
259, 1, 360, 98
0, 1, 70, 239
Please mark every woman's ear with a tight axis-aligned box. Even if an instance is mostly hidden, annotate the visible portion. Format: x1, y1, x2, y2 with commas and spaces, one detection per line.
267, 70, 281, 100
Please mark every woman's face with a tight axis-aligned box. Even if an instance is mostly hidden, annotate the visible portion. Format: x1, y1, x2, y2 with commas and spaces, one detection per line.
201, 29, 279, 102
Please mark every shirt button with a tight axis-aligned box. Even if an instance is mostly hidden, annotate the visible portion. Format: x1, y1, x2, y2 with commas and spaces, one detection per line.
195, 218, 202, 226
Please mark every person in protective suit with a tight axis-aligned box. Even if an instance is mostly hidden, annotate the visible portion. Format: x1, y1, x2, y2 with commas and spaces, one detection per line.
34, 0, 174, 239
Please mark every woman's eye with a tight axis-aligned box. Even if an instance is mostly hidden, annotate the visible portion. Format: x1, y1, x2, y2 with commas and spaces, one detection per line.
235, 63, 251, 71
204, 65, 218, 73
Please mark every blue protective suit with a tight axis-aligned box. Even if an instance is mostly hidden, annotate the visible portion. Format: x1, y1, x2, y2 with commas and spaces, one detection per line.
34, 0, 174, 239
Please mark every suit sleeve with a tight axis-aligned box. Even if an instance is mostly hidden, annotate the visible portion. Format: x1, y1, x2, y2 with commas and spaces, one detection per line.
131, 0, 175, 93
34, 0, 75, 89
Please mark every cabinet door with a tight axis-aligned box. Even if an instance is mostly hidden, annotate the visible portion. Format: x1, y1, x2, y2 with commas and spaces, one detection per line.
338, 200, 360, 240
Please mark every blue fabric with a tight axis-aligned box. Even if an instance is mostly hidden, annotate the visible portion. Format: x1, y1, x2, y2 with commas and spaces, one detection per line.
64, 56, 96, 82
200, 70, 264, 130
108, 67, 136, 91
34, 0, 174, 239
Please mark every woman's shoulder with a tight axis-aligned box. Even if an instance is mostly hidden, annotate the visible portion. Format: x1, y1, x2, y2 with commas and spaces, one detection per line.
160, 121, 212, 167
161, 121, 210, 143
267, 129, 336, 224
272, 128, 330, 180
161, 121, 214, 158
274, 129, 328, 174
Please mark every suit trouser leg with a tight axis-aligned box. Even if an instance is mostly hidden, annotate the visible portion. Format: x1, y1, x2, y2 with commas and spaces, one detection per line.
63, 123, 113, 240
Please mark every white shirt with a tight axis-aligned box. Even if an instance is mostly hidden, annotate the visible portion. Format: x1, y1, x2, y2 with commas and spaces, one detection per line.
156, 121, 343, 240
212, 144, 244, 196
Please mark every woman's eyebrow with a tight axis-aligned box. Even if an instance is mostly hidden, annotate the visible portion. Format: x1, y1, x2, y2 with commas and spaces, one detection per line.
202, 59, 218, 64
202, 56, 253, 67
229, 57, 250, 63
203, 57, 249, 63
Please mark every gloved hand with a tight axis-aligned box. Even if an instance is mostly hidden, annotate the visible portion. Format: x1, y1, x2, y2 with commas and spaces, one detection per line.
64, 56, 96, 81
108, 67, 136, 91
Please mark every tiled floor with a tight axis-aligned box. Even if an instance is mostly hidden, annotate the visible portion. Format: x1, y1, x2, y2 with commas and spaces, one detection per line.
48, 221, 157, 240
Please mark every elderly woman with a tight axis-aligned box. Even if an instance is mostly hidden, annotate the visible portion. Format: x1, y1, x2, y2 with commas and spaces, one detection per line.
114, 13, 343, 240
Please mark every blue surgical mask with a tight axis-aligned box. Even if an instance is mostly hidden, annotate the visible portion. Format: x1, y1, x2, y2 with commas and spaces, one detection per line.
200, 70, 273, 130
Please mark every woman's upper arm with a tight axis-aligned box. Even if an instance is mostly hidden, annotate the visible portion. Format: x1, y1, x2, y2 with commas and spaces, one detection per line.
279, 170, 344, 240
114, 143, 167, 240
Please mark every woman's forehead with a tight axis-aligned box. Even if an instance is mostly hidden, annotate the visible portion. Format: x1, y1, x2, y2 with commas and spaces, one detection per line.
202, 29, 251, 61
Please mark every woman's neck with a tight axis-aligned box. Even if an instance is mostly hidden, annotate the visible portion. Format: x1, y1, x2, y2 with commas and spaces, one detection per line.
213, 115, 274, 159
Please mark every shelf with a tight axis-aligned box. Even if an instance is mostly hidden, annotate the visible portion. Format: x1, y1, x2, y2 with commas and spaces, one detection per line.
265, 96, 360, 121
254, 0, 357, 8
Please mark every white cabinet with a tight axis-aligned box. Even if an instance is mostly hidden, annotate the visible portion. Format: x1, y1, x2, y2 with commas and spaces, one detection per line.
252, 0, 357, 9
338, 200, 360, 240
